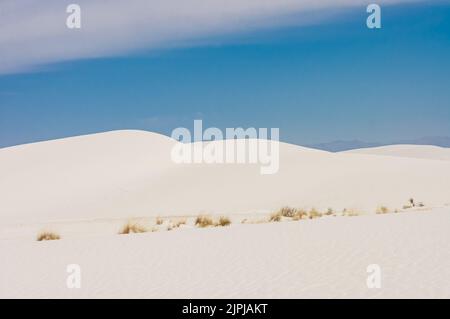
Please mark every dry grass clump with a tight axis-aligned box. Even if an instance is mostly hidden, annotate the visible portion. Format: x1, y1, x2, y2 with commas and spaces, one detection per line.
325, 208, 334, 216
215, 216, 231, 227
37, 231, 61, 241
292, 209, 308, 221
376, 206, 390, 214
278, 206, 297, 218
119, 221, 148, 234
195, 215, 214, 228
308, 208, 322, 219
155, 217, 164, 225
269, 211, 282, 222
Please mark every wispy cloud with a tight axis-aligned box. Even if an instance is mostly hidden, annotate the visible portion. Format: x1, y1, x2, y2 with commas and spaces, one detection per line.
0, 0, 419, 75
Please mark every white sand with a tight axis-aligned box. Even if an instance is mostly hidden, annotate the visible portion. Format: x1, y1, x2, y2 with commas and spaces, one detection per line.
1, 130, 450, 225
1, 130, 449, 298
1, 208, 449, 298
344, 144, 450, 161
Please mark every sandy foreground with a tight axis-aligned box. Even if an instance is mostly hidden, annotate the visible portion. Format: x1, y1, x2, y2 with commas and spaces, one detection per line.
1, 208, 449, 298
1, 130, 449, 298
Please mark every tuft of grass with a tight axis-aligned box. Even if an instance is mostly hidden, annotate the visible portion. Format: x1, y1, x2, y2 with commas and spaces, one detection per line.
37, 231, 60, 241
308, 208, 322, 219
215, 216, 231, 227
269, 211, 282, 222
278, 206, 297, 218
325, 208, 334, 216
155, 217, 164, 225
292, 209, 308, 221
119, 221, 148, 234
195, 215, 214, 228
376, 206, 389, 214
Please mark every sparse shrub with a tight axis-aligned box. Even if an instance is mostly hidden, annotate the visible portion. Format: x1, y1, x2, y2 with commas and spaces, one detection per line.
215, 216, 231, 227
155, 217, 164, 225
376, 206, 389, 214
269, 211, 282, 222
308, 208, 322, 219
418, 202, 425, 207
325, 208, 334, 216
37, 231, 60, 241
409, 198, 415, 207
119, 222, 148, 234
292, 209, 308, 221
278, 206, 297, 218
195, 215, 214, 228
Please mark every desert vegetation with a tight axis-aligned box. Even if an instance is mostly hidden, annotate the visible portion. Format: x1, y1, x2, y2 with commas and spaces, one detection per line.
37, 231, 60, 241
376, 206, 390, 214
215, 216, 231, 227
269, 211, 282, 222
119, 221, 148, 234
195, 215, 215, 228
308, 208, 322, 219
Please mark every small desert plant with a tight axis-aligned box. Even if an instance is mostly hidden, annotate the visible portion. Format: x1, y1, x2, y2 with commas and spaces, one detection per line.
292, 209, 308, 221
308, 208, 322, 219
417, 202, 425, 207
37, 231, 60, 241
215, 216, 231, 227
402, 204, 412, 209
325, 208, 334, 216
155, 217, 164, 225
376, 206, 389, 214
119, 221, 148, 234
195, 215, 214, 228
269, 211, 282, 222
409, 198, 416, 207
278, 206, 297, 218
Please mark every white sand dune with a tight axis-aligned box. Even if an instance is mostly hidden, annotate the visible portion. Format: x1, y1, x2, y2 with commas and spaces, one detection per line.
1, 130, 450, 226
344, 144, 450, 161
1, 130, 450, 298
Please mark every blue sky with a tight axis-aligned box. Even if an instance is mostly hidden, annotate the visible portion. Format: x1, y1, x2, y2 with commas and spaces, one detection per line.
1, 1, 450, 148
